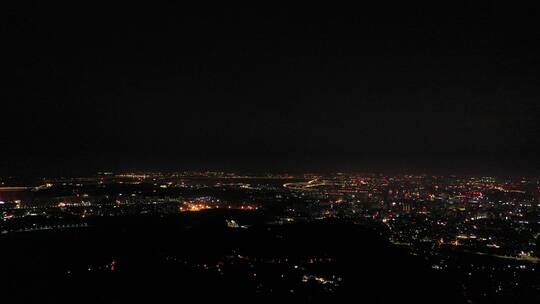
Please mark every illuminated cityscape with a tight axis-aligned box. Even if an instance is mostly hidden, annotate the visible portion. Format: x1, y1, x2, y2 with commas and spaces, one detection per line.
1, 172, 539, 302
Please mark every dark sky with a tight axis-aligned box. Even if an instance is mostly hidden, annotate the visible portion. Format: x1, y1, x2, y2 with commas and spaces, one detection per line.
3, 3, 540, 175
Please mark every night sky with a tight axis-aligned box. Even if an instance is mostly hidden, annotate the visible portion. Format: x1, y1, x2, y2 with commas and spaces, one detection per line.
3, 3, 540, 175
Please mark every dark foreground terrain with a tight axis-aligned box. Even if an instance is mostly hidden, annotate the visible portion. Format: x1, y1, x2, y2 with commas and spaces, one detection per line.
1, 211, 464, 303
